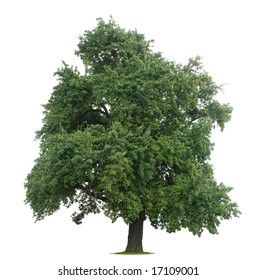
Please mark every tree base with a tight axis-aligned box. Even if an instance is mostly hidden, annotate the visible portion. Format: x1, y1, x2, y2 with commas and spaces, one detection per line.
112, 251, 154, 255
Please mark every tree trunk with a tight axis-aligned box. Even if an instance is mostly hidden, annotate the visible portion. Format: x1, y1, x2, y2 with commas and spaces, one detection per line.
125, 210, 145, 253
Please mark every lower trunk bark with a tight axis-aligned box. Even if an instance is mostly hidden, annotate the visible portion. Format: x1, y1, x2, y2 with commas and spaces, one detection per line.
125, 211, 145, 253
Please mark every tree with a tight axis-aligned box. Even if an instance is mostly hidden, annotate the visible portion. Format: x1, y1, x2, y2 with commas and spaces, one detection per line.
25, 18, 240, 253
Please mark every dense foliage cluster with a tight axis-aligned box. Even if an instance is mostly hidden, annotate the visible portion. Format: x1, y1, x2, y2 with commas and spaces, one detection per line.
25, 18, 239, 236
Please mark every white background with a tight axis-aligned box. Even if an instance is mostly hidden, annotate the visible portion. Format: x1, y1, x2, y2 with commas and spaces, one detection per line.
1, 0, 256, 279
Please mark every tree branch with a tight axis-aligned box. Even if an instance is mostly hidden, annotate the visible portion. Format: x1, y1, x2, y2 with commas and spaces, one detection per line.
100, 103, 110, 116
189, 115, 203, 125
86, 108, 108, 116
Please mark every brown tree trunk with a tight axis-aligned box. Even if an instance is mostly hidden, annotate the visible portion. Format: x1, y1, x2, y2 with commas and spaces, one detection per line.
125, 210, 145, 253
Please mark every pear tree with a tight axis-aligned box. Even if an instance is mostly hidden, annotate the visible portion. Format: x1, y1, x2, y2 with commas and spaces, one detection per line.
25, 18, 240, 253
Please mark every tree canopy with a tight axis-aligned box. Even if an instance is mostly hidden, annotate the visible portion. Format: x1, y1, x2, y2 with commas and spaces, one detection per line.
25, 18, 240, 251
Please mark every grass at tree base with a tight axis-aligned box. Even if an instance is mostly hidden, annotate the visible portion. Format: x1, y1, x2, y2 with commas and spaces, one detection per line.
111, 251, 154, 255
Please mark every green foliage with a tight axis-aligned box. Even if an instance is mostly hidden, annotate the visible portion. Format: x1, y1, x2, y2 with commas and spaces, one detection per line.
25, 18, 240, 235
